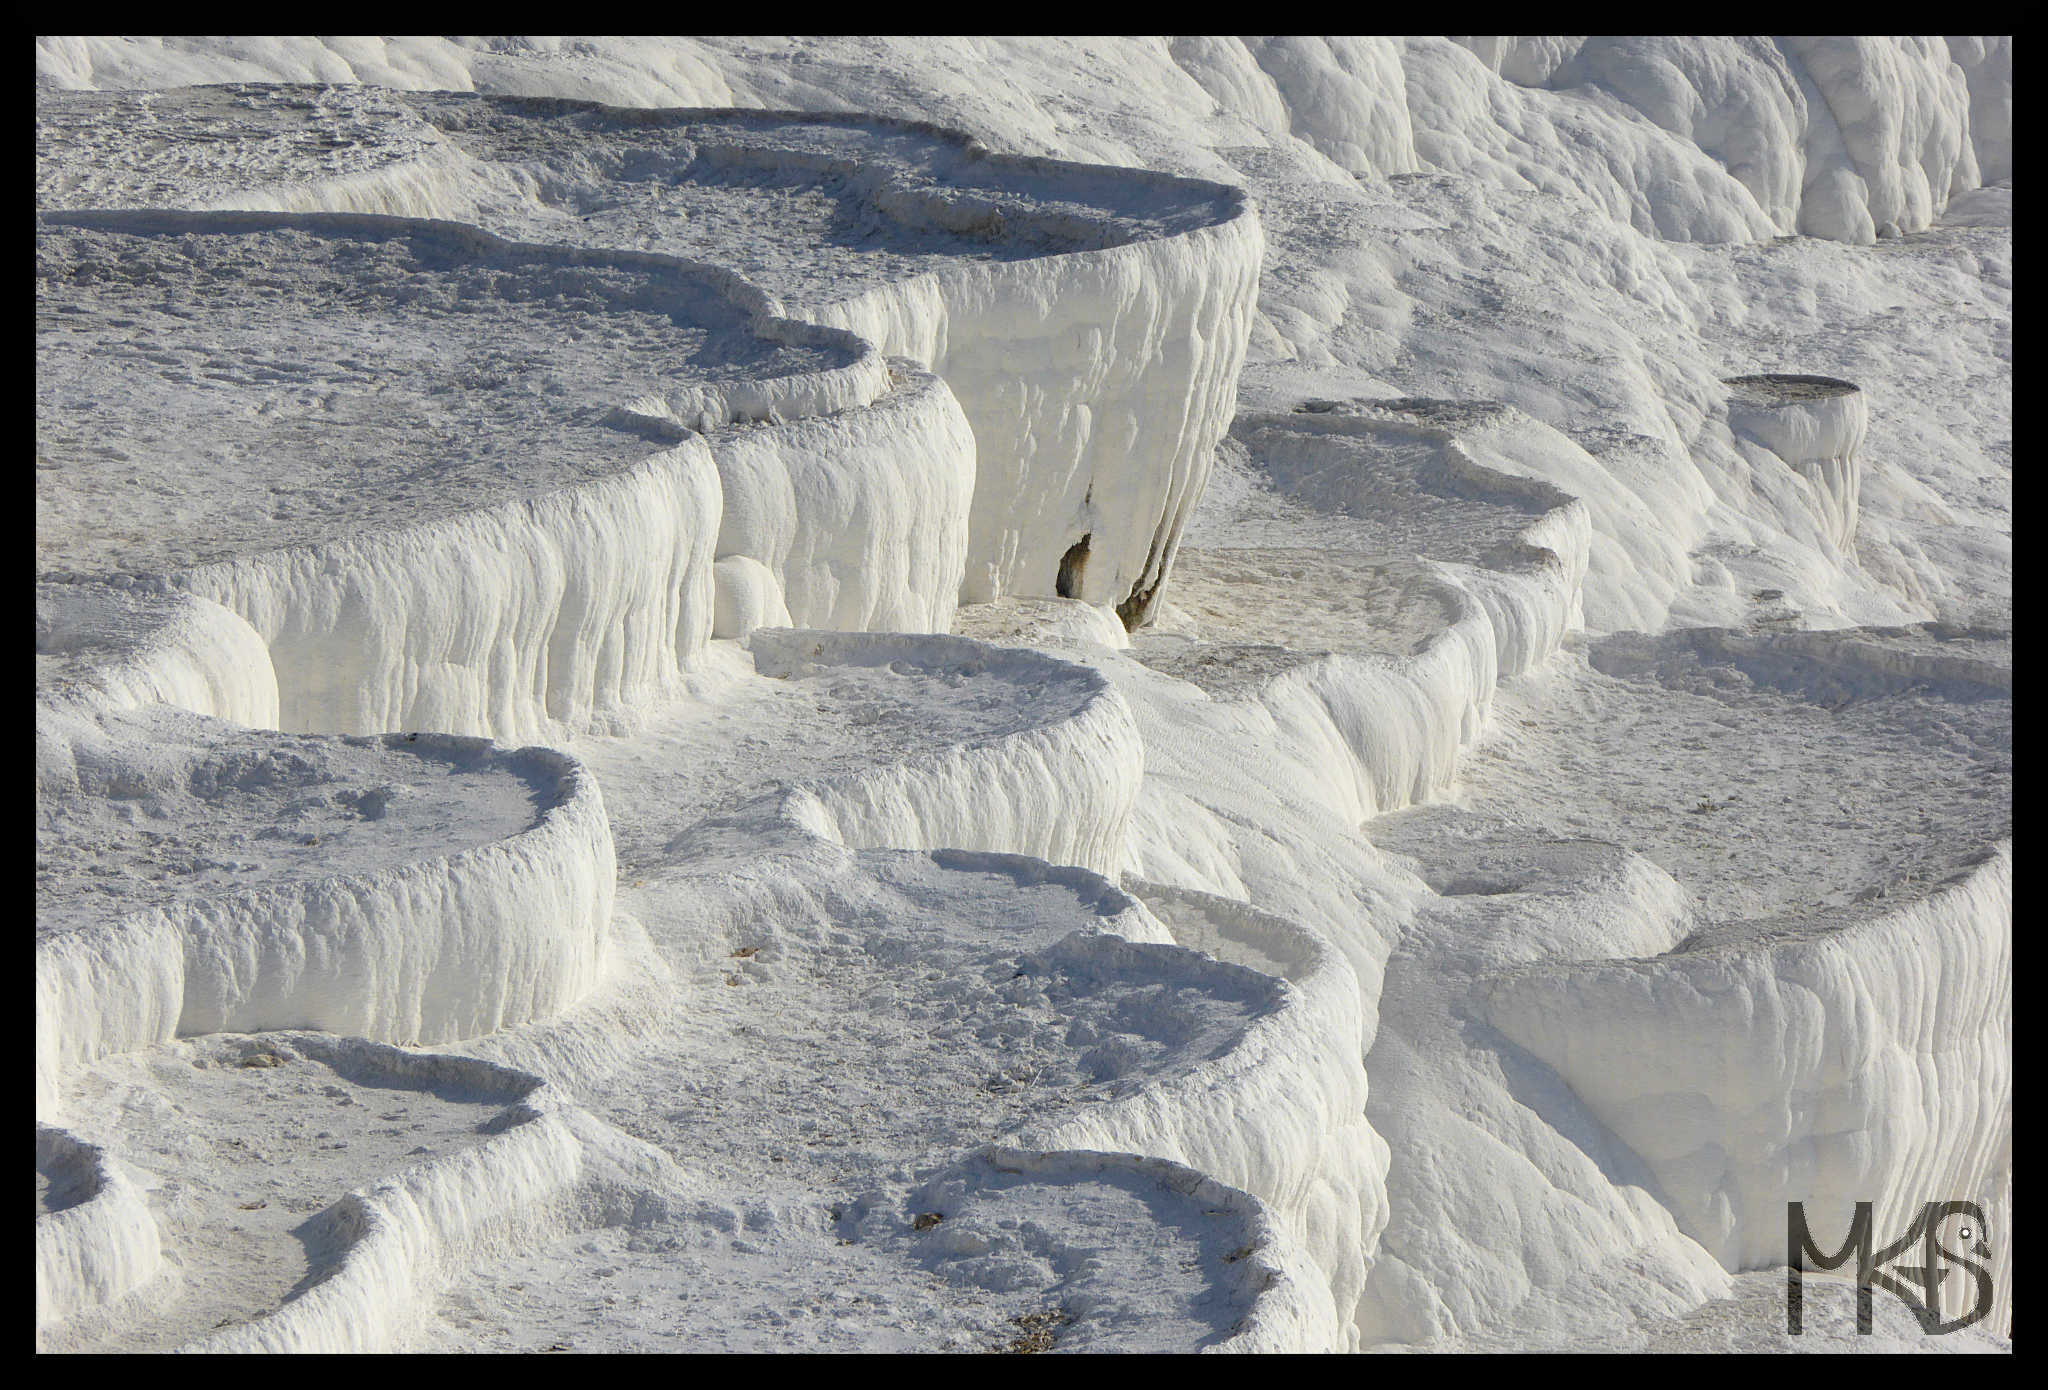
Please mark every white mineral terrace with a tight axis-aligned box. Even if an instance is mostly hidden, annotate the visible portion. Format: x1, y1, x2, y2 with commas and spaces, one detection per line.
37, 85, 1261, 627
33, 38, 2009, 1354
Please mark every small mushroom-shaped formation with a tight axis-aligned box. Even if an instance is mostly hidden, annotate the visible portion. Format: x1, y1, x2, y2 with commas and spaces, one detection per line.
711, 554, 794, 641
1724, 375, 1867, 553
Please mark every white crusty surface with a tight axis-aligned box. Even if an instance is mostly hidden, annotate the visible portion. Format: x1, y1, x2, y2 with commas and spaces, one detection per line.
32, 37, 2010, 1354
35, 86, 1262, 626
36, 213, 853, 578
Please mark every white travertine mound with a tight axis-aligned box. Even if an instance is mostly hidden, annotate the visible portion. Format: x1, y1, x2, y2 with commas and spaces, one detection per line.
1029, 882, 1384, 1351
1131, 401, 1591, 837
35, 712, 614, 1116
710, 555, 792, 641
1178, 404, 1592, 667
752, 629, 1142, 876
37, 581, 280, 796
437, 818, 1341, 1350
179, 435, 718, 741
36, 211, 867, 577
794, 202, 1260, 625
40, 1032, 587, 1354
38, 212, 734, 739
36, 1125, 163, 1341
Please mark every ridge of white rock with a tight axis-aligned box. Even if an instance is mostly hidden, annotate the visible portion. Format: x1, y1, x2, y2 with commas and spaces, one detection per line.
939, 1146, 1345, 1353
178, 445, 722, 741
189, 1040, 585, 1354
1025, 882, 1383, 1351
1132, 401, 1591, 839
790, 202, 1262, 623
754, 629, 1142, 877
36, 582, 280, 736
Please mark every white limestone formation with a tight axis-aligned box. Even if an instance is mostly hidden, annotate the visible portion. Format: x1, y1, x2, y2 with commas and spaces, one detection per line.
1481, 845, 2012, 1333
32, 38, 2010, 1354
1726, 374, 1868, 553
35, 1125, 164, 1341
36, 710, 615, 1118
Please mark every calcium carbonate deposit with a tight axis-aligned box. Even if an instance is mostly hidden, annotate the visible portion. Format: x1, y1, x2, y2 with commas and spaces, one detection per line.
35, 37, 2009, 1354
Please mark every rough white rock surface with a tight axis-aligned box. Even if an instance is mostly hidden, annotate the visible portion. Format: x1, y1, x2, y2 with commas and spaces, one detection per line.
37, 37, 2006, 247
36, 1125, 164, 1341
31, 37, 2011, 1354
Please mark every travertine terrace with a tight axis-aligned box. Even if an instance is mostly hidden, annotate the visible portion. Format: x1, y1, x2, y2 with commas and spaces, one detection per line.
35, 38, 2009, 1353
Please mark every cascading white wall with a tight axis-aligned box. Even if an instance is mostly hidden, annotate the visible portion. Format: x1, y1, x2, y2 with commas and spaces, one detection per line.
1441, 36, 1992, 245
707, 363, 975, 636
1479, 844, 2012, 1333
172, 442, 721, 742
794, 196, 1264, 625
